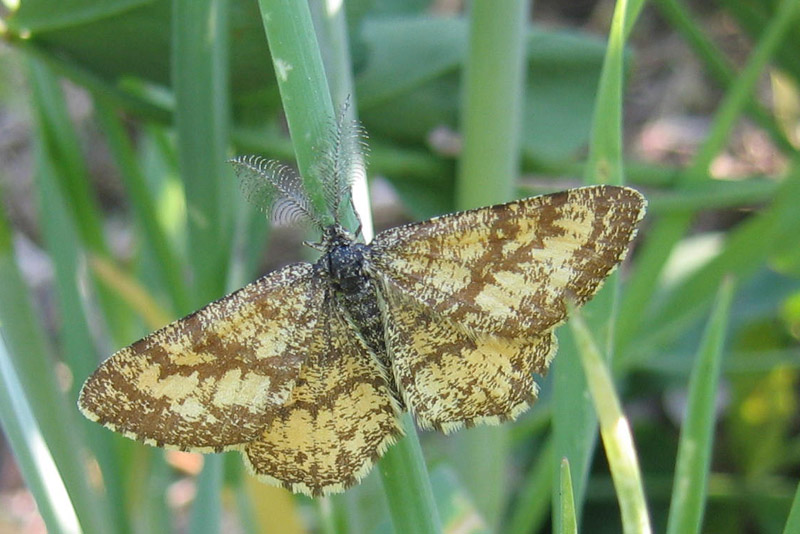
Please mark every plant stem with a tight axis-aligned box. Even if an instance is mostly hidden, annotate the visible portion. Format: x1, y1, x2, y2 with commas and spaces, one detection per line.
454, 1, 528, 528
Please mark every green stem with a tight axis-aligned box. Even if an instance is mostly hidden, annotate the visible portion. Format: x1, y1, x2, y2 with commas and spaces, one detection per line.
453, 2, 528, 528
257, 0, 334, 224
378, 414, 443, 534
173, 1, 232, 530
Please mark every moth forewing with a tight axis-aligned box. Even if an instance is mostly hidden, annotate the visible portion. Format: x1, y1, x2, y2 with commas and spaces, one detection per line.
78, 263, 321, 451
367, 185, 647, 338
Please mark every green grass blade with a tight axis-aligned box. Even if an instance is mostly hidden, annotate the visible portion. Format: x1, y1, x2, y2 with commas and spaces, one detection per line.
455, 0, 528, 208
257, 0, 335, 224
173, 0, 233, 308
0, 192, 111, 534
452, 2, 528, 527
553, 0, 645, 526
666, 278, 735, 534
559, 458, 577, 534
25, 56, 132, 343
622, 161, 800, 370
783, 481, 800, 534
258, 1, 440, 529
0, 335, 83, 534
93, 96, 191, 315
569, 309, 652, 534
33, 137, 131, 534
173, 0, 233, 529
653, 0, 797, 155
188, 456, 225, 534
378, 413, 443, 534
583, 0, 632, 186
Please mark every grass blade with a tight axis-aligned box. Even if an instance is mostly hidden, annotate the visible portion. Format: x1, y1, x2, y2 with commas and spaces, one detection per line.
453, 1, 528, 527
173, 0, 233, 530
378, 413, 443, 534
258, 1, 441, 530
553, 0, 645, 526
559, 458, 577, 534
616, 0, 800, 354
783, 481, 800, 534
0, 335, 83, 534
0, 190, 111, 534
173, 0, 234, 309
257, 0, 335, 224
666, 278, 735, 534
569, 308, 652, 534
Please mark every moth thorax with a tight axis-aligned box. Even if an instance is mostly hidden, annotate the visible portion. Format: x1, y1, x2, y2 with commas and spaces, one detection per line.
326, 243, 369, 294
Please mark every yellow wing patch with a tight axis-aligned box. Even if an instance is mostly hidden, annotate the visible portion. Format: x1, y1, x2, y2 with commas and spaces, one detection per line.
242, 299, 402, 496
78, 264, 321, 451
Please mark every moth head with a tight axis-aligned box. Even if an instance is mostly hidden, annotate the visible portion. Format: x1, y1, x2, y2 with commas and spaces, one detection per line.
305, 223, 355, 252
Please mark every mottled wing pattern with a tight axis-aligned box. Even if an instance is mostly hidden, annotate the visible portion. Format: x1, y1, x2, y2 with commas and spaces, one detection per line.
78, 264, 321, 452
243, 294, 403, 497
368, 186, 646, 338
380, 286, 557, 432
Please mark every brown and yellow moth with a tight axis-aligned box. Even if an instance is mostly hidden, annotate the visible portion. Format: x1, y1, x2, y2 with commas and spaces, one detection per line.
79, 113, 646, 497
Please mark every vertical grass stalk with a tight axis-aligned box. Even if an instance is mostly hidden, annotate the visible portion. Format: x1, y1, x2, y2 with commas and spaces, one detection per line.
454, 1, 528, 528
173, 0, 233, 530
559, 459, 577, 534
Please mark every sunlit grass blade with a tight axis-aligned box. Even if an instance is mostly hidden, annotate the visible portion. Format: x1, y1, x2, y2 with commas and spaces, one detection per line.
0, 197, 112, 534
559, 458, 577, 534
666, 278, 735, 534
569, 307, 652, 534
89, 255, 172, 330
0, 335, 83, 534
553, 0, 646, 526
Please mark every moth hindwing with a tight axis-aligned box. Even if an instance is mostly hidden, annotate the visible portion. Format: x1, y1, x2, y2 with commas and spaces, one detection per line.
79, 112, 646, 496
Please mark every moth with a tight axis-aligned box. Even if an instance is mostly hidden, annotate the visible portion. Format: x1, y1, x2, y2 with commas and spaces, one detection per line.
79, 113, 647, 497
